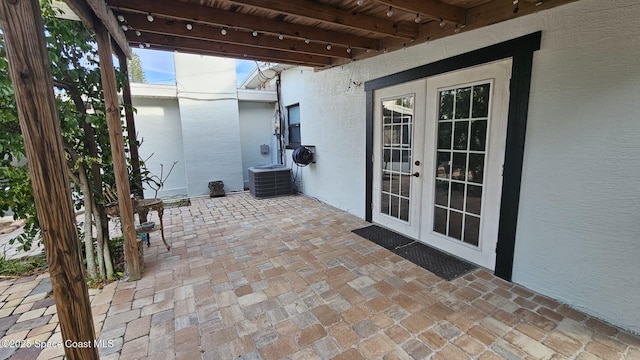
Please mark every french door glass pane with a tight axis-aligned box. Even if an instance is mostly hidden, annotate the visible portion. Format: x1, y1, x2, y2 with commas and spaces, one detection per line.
453, 121, 469, 150
472, 84, 490, 118
437, 122, 452, 149
449, 211, 463, 240
400, 199, 410, 221
435, 180, 449, 206
452, 153, 467, 181
464, 215, 480, 246
434, 207, 447, 234
439, 90, 454, 120
436, 152, 450, 179
468, 154, 484, 184
470, 120, 487, 151
433, 83, 491, 247
450, 183, 465, 211
381, 95, 414, 223
454, 87, 471, 119
466, 185, 483, 215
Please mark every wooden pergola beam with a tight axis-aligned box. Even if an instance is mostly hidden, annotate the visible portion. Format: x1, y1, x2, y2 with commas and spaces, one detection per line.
227, 0, 418, 39
116, 48, 143, 198
64, 0, 131, 57
467, 0, 581, 29
0, 0, 98, 358
109, 0, 379, 50
374, 0, 466, 24
124, 13, 350, 59
132, 32, 333, 67
95, 20, 142, 280
142, 44, 328, 68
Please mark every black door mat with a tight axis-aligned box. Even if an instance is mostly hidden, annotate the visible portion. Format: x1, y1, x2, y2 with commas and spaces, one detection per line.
352, 225, 477, 281
352, 225, 414, 250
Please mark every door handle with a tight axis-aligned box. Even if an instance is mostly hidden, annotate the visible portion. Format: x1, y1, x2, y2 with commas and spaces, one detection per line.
412, 172, 420, 177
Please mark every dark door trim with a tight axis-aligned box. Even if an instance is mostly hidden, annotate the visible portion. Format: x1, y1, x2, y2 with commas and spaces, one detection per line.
364, 32, 541, 280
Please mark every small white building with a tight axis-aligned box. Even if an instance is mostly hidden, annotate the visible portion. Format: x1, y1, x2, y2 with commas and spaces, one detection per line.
131, 54, 278, 199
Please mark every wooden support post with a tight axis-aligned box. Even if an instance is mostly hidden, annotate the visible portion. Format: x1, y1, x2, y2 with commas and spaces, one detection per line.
117, 50, 144, 199
0, 0, 98, 358
95, 21, 142, 280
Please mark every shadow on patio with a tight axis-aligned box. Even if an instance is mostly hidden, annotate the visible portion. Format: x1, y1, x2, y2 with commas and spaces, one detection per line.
96, 192, 638, 359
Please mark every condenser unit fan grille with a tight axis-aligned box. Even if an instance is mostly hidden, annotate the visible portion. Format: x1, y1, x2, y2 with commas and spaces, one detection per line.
248, 165, 292, 198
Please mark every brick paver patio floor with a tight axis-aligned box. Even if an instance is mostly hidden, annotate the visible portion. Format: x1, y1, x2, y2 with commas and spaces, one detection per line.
2, 192, 639, 359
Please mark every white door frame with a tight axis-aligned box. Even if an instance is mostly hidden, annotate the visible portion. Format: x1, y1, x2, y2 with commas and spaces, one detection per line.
419, 60, 512, 270
372, 80, 426, 239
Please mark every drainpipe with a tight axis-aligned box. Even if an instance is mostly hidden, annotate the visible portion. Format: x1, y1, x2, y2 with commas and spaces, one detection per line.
275, 73, 285, 165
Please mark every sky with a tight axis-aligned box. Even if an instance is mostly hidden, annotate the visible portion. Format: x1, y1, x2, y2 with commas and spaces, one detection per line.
132, 48, 257, 86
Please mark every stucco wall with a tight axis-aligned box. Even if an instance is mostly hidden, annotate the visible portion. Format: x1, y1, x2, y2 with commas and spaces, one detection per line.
280, 69, 365, 214
279, 0, 640, 332
238, 101, 277, 187
130, 97, 188, 200
512, 0, 640, 334
174, 53, 244, 195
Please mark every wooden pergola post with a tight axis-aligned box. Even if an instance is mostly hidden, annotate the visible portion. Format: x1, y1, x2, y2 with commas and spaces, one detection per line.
117, 49, 144, 199
94, 20, 142, 280
0, 0, 98, 358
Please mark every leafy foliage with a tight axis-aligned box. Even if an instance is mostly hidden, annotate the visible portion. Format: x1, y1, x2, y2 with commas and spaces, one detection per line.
128, 53, 146, 83
0, 0, 127, 273
0, 252, 48, 276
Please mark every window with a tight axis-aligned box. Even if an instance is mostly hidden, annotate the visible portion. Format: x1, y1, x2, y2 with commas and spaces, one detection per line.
287, 104, 301, 148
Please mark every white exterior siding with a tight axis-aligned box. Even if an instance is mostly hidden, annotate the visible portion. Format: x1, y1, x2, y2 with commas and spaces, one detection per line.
280, 68, 367, 215
513, 0, 640, 334
174, 53, 244, 194
130, 96, 188, 200
278, 0, 640, 332
238, 101, 278, 187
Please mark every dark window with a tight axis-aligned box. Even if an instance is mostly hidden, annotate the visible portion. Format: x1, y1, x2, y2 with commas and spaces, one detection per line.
287, 104, 301, 148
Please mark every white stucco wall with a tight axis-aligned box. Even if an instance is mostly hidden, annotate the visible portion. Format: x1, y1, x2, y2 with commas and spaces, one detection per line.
174, 53, 244, 195
130, 96, 188, 200
278, 0, 640, 332
238, 101, 277, 187
280, 68, 366, 214
512, 0, 640, 334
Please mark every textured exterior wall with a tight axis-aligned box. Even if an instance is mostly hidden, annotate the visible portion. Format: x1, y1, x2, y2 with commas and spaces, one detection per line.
130, 97, 188, 200
174, 53, 244, 195
280, 68, 366, 214
279, 0, 640, 332
238, 101, 277, 187
512, 0, 640, 334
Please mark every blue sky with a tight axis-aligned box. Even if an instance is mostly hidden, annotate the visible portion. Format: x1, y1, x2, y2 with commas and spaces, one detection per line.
132, 48, 256, 85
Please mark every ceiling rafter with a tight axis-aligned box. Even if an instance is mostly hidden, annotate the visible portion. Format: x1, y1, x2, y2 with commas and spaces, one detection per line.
95, 0, 584, 69
130, 32, 333, 67
467, 0, 580, 30
138, 43, 322, 68
123, 13, 351, 59
226, 0, 418, 39
109, 0, 379, 50
372, 0, 466, 24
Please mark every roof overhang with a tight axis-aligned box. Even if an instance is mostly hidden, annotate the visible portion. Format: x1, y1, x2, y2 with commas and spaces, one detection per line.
64, 0, 583, 68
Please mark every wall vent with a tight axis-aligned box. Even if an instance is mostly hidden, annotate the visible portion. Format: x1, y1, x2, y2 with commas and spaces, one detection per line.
248, 165, 292, 198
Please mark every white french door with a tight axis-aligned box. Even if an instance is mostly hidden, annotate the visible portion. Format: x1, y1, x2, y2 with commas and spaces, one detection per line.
372, 80, 426, 239
373, 60, 512, 270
